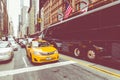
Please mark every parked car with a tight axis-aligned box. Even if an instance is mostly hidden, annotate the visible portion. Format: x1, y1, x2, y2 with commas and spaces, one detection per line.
9, 40, 18, 51
26, 39, 59, 63
19, 39, 27, 48
0, 41, 14, 62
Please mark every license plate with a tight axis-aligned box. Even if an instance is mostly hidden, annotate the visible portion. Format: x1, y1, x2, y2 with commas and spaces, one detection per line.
46, 57, 51, 60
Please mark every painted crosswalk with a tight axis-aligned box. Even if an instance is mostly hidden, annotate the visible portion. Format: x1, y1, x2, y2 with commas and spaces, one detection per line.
0, 61, 76, 77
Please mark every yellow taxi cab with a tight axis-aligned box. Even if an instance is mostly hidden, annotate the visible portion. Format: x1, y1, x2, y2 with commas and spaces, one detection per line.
26, 39, 59, 63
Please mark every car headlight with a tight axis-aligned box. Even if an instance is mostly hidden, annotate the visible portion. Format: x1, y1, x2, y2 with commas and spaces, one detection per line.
34, 51, 47, 55
34, 51, 40, 55
54, 50, 58, 53
39, 52, 48, 55
0, 51, 11, 55
0, 53, 5, 55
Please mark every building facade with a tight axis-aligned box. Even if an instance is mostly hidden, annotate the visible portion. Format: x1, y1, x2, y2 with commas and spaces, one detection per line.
28, 0, 40, 36
8, 20, 14, 36
21, 6, 29, 38
0, 0, 4, 38
42, 0, 116, 30
0, 0, 9, 38
41, 7, 44, 31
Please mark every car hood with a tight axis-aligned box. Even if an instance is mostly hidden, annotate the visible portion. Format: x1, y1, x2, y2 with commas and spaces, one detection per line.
0, 48, 12, 53
33, 46, 56, 52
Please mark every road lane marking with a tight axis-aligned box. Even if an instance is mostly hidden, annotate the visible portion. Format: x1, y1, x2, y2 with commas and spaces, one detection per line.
89, 65, 120, 78
60, 54, 90, 66
60, 54, 120, 79
22, 57, 28, 67
0, 61, 76, 77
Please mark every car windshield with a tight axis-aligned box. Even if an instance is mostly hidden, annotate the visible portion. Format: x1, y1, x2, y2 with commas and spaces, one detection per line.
32, 41, 51, 47
10, 40, 16, 44
0, 42, 10, 48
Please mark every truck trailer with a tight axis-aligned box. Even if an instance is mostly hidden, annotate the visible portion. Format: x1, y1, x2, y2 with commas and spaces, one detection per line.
40, 0, 120, 61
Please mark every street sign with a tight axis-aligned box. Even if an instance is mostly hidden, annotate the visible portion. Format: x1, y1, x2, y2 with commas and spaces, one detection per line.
58, 10, 63, 21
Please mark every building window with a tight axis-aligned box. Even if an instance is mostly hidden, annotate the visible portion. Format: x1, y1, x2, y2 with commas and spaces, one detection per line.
52, 13, 58, 24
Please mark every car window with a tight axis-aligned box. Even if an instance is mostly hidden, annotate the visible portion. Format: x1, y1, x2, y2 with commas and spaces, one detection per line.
32, 41, 39, 47
0, 42, 9, 48
38, 42, 51, 47
31, 41, 51, 47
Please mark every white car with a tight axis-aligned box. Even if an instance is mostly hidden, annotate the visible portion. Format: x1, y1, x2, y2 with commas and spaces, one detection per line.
9, 40, 18, 51
0, 41, 14, 61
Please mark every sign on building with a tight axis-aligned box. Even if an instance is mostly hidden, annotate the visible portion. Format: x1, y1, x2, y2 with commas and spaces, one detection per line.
58, 9, 63, 21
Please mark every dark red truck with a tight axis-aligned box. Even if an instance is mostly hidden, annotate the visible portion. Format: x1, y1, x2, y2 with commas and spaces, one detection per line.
40, 1, 120, 61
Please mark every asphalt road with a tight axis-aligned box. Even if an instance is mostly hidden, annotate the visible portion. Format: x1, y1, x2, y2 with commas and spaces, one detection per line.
0, 45, 120, 80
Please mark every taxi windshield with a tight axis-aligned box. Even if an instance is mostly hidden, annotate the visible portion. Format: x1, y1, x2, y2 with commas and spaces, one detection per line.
32, 41, 51, 47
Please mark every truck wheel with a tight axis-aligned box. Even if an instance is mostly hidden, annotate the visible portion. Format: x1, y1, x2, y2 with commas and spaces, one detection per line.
74, 48, 81, 57
87, 50, 96, 61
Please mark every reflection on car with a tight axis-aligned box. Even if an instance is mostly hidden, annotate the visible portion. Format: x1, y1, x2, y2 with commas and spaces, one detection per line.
9, 40, 18, 51
0, 41, 14, 62
26, 39, 59, 63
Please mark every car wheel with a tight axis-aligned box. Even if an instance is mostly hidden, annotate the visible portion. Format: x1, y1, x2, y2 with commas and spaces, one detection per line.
87, 50, 96, 61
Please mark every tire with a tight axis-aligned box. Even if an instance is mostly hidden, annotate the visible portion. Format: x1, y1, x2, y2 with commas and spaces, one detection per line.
73, 48, 81, 58
87, 50, 97, 61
